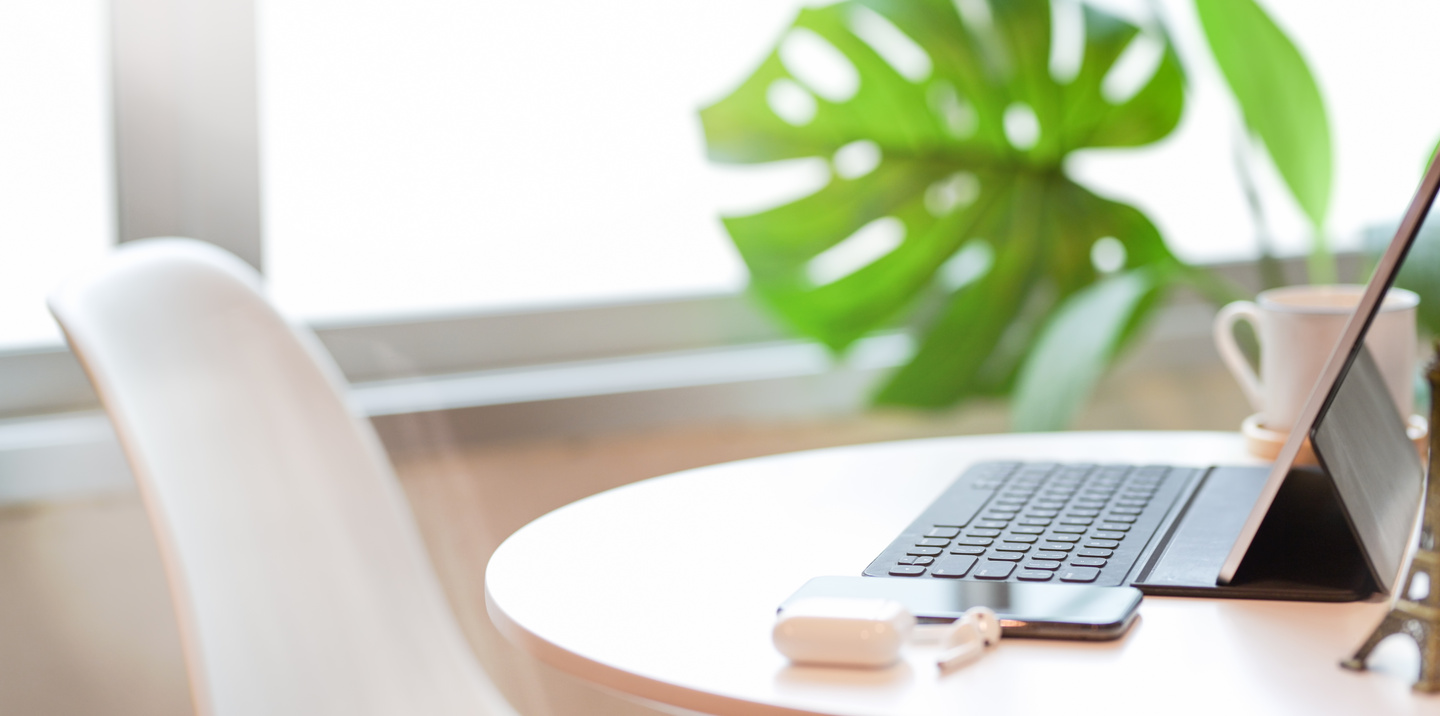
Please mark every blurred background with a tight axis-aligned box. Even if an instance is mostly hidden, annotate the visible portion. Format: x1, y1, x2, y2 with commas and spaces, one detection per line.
3, 0, 1439, 713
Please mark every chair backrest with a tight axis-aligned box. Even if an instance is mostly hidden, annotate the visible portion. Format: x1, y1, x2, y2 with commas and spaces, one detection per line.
49, 239, 508, 716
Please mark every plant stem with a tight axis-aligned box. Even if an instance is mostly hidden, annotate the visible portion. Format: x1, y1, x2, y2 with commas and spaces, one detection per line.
1307, 230, 1337, 284
1232, 129, 1287, 289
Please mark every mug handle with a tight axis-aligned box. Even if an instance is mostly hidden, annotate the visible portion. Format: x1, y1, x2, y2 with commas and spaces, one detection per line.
1213, 301, 1265, 414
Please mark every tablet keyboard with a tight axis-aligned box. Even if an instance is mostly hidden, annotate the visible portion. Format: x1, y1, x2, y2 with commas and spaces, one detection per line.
863, 461, 1200, 586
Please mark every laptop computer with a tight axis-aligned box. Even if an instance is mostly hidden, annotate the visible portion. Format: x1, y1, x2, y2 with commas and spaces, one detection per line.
864, 151, 1440, 601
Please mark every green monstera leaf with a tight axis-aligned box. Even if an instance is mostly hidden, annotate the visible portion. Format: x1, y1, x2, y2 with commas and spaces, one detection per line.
701, 0, 1188, 420
1196, 0, 1335, 283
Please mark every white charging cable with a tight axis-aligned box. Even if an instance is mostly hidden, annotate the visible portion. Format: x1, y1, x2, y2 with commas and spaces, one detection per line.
773, 597, 1001, 671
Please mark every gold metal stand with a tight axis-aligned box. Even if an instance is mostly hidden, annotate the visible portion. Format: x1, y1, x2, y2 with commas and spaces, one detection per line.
1342, 351, 1440, 691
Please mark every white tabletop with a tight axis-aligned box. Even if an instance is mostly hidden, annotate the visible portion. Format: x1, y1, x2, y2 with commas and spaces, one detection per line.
485, 432, 1437, 715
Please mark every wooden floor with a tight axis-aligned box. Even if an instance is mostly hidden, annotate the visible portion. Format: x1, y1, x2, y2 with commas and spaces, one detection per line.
0, 363, 1250, 715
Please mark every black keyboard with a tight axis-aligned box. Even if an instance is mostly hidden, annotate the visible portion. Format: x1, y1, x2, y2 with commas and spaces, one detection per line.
864, 461, 1201, 586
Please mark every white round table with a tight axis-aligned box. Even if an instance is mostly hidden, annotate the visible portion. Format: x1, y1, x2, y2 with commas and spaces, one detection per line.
485, 432, 1435, 715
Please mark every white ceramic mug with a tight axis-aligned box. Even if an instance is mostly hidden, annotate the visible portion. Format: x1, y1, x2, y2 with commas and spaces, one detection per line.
1213, 284, 1419, 434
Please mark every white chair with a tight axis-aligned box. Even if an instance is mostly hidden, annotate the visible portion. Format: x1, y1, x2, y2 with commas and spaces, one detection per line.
49, 238, 516, 716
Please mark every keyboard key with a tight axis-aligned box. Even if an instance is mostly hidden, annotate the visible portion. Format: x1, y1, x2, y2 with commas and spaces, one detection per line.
974, 562, 1017, 579
994, 543, 1031, 552
907, 547, 944, 556
1033, 500, 1067, 509
1034, 551, 1069, 561
1026, 510, 1060, 519
916, 538, 951, 548
1097, 523, 1131, 532
1040, 542, 1075, 551
1111, 506, 1143, 515
1116, 500, 1148, 508
986, 551, 1024, 561
1102, 514, 1137, 523
1018, 518, 1052, 526
931, 555, 978, 578
1086, 540, 1121, 550
926, 527, 962, 539
1002, 534, 1039, 543
983, 511, 1018, 521
1024, 560, 1062, 570
890, 565, 927, 576
1071, 557, 1108, 567
1012, 526, 1046, 535
968, 529, 1002, 538
1017, 570, 1054, 581
955, 537, 993, 546
1059, 567, 1101, 582
897, 555, 935, 565
950, 545, 986, 555
1052, 525, 1088, 534
994, 499, 1026, 508
1068, 508, 1101, 517
1059, 517, 1093, 525
974, 520, 1010, 530
1077, 548, 1113, 558
1044, 533, 1081, 542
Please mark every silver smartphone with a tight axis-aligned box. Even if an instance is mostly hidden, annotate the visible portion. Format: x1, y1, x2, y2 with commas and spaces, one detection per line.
781, 576, 1142, 640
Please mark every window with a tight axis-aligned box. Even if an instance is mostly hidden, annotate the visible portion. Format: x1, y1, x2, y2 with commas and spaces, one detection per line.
258, 0, 816, 324
256, 0, 1440, 331
0, 1, 113, 350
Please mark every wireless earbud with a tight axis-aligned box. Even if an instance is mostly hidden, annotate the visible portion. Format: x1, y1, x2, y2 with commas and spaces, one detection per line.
773, 598, 1000, 671
934, 607, 1002, 671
